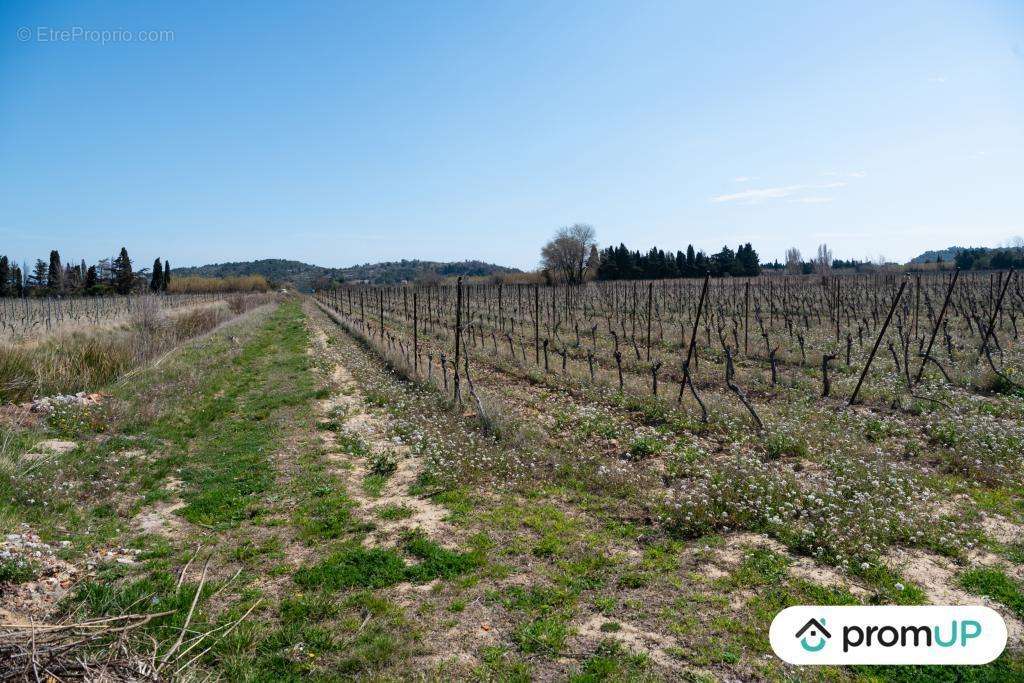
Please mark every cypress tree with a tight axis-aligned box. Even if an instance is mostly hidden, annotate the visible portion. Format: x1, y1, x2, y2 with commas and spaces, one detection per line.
48, 250, 63, 292
151, 258, 163, 292
162, 260, 171, 291
12, 266, 23, 296
113, 247, 134, 294
0, 256, 9, 297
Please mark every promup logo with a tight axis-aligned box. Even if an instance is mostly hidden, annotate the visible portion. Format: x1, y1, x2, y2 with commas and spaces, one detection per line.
771, 606, 1006, 665
795, 618, 830, 652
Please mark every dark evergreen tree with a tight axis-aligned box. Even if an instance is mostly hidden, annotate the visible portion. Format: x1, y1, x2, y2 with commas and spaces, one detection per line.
85, 265, 98, 291
48, 250, 63, 292
0, 255, 9, 296
30, 259, 48, 288
684, 244, 697, 277
711, 245, 736, 276
0, 256, 9, 297
113, 247, 134, 294
11, 265, 23, 296
736, 243, 761, 276
151, 258, 163, 292
162, 260, 171, 291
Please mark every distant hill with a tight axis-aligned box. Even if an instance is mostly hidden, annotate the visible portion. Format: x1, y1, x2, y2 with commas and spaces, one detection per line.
171, 258, 519, 290
909, 246, 970, 264
909, 244, 1024, 270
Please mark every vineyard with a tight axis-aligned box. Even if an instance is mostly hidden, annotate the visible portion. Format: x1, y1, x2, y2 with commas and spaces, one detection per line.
0, 292, 275, 403
0, 292, 228, 341
314, 270, 1023, 418
314, 270, 1024, 570
2, 272, 1023, 680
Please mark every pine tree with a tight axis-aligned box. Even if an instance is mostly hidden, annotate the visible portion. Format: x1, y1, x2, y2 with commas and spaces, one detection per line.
12, 266, 23, 296
736, 243, 760, 276
151, 258, 163, 292
0, 256, 9, 297
85, 265, 98, 291
113, 247, 134, 294
48, 250, 63, 293
30, 259, 48, 288
162, 260, 171, 291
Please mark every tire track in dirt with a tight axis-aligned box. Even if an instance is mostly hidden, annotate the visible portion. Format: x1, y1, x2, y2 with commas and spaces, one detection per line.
306, 302, 453, 548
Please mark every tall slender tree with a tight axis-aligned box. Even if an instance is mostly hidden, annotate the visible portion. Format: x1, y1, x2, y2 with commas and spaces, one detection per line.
113, 247, 134, 294
47, 250, 63, 293
0, 256, 9, 297
151, 258, 163, 292
162, 260, 171, 291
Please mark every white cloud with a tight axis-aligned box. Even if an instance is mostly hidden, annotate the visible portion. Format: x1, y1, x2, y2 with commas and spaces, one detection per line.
822, 171, 866, 178
712, 185, 805, 203
791, 197, 835, 204
733, 176, 756, 182
712, 181, 846, 204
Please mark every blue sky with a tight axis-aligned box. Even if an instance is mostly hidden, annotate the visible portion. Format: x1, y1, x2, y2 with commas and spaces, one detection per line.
1, 1, 1022, 270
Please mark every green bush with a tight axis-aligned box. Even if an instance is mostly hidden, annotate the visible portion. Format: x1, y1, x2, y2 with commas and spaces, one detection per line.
764, 431, 808, 460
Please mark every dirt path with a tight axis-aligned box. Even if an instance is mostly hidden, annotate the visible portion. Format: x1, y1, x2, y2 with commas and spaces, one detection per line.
306, 302, 454, 548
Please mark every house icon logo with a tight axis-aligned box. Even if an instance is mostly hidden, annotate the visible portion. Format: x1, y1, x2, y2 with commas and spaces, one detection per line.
796, 618, 831, 652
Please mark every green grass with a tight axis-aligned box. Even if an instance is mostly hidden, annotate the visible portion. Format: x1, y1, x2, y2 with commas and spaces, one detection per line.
514, 614, 572, 655
570, 640, 651, 682
170, 304, 316, 528
362, 472, 388, 498
294, 545, 409, 590
960, 567, 1024, 618
294, 533, 482, 591
375, 504, 415, 521
0, 557, 38, 584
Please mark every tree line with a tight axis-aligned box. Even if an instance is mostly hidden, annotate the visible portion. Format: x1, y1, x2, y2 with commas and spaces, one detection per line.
0, 247, 172, 297
539, 224, 763, 284
953, 247, 1024, 271
595, 242, 761, 280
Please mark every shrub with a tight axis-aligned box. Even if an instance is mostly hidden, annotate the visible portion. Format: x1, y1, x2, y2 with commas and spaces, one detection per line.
764, 430, 808, 460
369, 451, 398, 477
624, 435, 664, 461
0, 557, 37, 584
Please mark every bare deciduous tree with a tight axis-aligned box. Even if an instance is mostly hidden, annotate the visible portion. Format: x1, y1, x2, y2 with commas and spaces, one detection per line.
541, 224, 598, 284
813, 243, 832, 274
785, 247, 802, 275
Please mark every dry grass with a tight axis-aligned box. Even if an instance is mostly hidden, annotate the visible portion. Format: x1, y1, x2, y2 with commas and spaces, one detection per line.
167, 274, 271, 293
0, 295, 276, 402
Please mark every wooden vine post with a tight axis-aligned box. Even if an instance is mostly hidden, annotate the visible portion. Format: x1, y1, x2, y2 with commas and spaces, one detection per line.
453, 276, 463, 404
744, 280, 750, 355
677, 274, 710, 408
534, 284, 540, 364
413, 290, 419, 377
646, 282, 653, 361
914, 269, 958, 384
849, 279, 907, 405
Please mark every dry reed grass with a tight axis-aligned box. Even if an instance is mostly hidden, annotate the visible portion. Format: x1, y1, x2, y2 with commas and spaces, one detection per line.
0, 294, 276, 403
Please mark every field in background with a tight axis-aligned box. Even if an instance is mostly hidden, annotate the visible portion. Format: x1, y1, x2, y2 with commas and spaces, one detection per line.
0, 292, 277, 403
0, 271, 1022, 680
